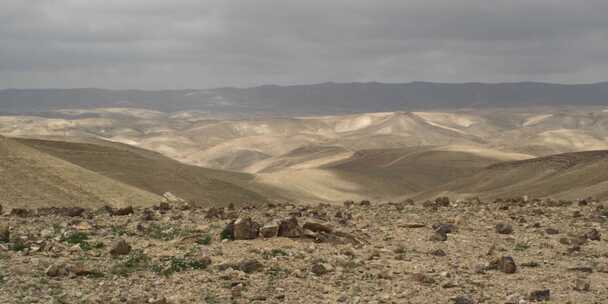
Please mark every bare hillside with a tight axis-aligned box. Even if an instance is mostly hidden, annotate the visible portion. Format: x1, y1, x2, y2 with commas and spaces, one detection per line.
16, 138, 274, 207
416, 150, 608, 201
0, 136, 161, 209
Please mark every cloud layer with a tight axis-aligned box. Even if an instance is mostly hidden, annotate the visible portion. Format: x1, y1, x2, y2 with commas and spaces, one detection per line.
1, 0, 607, 89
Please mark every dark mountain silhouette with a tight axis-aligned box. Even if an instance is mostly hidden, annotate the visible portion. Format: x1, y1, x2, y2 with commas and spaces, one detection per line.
2, 81, 608, 115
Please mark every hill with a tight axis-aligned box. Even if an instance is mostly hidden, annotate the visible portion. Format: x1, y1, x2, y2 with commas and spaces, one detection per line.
255, 146, 531, 202
14, 138, 273, 208
415, 150, 608, 201
0, 135, 161, 209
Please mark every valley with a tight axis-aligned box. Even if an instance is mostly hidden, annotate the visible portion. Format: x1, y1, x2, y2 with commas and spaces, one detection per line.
2, 106, 608, 205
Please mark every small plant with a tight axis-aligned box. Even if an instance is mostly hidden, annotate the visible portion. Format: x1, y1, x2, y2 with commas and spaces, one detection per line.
111, 249, 151, 276
10, 241, 29, 252
203, 293, 219, 304
219, 228, 233, 241
64, 232, 95, 251
64, 232, 88, 244
158, 256, 209, 276
111, 226, 127, 237
147, 223, 186, 241
196, 234, 212, 245
266, 266, 290, 279
514, 243, 530, 251
262, 248, 288, 259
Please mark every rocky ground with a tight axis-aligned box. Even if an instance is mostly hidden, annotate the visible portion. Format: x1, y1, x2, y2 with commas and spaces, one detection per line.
0, 197, 607, 304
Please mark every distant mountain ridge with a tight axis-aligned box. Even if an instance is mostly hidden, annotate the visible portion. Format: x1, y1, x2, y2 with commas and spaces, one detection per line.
2, 81, 608, 115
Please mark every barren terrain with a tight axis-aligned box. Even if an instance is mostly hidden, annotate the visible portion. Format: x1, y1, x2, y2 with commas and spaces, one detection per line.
3, 107, 608, 202
0, 197, 606, 303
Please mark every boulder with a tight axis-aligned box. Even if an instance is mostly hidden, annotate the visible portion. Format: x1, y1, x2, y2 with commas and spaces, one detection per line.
584, 228, 601, 241
452, 295, 475, 304
435, 197, 450, 207
303, 221, 333, 234
433, 223, 457, 234
112, 206, 134, 216
495, 223, 513, 234
278, 216, 303, 238
311, 262, 334, 276
233, 217, 260, 240
45, 264, 69, 277
260, 221, 279, 238
10, 208, 30, 218
430, 231, 448, 242
528, 289, 550, 301
162, 192, 185, 203
59, 207, 86, 217
239, 259, 263, 273
0, 224, 9, 242
545, 228, 560, 235
490, 256, 517, 274
110, 239, 132, 255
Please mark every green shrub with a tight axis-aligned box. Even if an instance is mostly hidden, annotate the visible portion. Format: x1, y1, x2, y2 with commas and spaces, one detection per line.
111, 249, 151, 276
197, 234, 212, 245
147, 223, 186, 241
10, 241, 29, 252
111, 226, 127, 237
262, 248, 288, 259
64, 232, 88, 244
514, 243, 530, 251
157, 256, 209, 276
64, 232, 94, 251
219, 227, 233, 241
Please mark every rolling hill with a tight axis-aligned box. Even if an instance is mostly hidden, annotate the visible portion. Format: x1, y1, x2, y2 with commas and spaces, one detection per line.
0, 135, 274, 210
15, 138, 273, 207
0, 135, 161, 209
4, 107, 608, 204
254, 145, 532, 202
415, 150, 608, 201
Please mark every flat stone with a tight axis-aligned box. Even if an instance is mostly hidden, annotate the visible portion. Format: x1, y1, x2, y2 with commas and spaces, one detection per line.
303, 221, 333, 234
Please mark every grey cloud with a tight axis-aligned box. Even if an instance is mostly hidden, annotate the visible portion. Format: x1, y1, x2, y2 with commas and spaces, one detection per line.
1, 0, 607, 89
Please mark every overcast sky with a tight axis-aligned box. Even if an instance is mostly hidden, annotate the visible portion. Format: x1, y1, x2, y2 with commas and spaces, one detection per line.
1, 0, 607, 89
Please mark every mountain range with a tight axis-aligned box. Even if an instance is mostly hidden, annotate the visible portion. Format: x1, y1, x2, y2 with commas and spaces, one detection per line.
2, 81, 608, 115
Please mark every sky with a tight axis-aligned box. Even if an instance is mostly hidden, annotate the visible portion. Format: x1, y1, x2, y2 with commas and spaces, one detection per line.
1, 0, 608, 89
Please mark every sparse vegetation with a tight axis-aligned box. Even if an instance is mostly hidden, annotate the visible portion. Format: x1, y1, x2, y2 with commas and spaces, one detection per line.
111, 225, 127, 237
514, 243, 530, 251
10, 241, 29, 252
202, 293, 219, 304
110, 249, 151, 276
220, 228, 233, 241
63, 232, 95, 251
261, 248, 288, 260
196, 234, 212, 245
147, 223, 185, 241
155, 256, 210, 276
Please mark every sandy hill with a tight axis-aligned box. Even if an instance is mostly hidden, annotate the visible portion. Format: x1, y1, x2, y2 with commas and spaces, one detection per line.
416, 150, 608, 201
5, 107, 608, 203
14, 138, 273, 208
254, 145, 531, 202
0, 135, 161, 209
